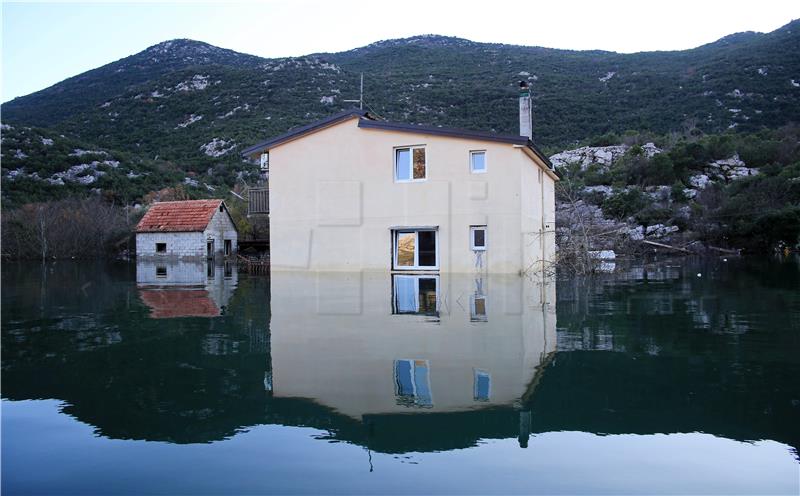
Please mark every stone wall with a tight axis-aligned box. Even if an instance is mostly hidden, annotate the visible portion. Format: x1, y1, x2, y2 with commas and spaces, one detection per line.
136, 231, 206, 259
203, 207, 238, 257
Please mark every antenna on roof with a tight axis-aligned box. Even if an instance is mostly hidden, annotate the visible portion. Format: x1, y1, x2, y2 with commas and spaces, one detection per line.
343, 73, 364, 110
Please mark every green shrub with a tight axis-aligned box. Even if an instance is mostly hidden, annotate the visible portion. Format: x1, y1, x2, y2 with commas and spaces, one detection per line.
602, 188, 647, 220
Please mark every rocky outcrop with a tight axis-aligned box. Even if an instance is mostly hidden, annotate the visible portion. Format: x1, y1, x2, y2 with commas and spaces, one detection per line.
549, 142, 662, 171
685, 154, 759, 197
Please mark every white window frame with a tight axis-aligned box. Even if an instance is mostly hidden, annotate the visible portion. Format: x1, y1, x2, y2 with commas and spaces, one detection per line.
470, 225, 487, 251
392, 228, 439, 270
470, 293, 488, 322
392, 274, 440, 315
394, 145, 427, 182
470, 150, 487, 174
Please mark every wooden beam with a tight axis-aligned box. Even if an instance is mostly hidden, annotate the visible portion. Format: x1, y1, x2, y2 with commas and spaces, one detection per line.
642, 240, 691, 253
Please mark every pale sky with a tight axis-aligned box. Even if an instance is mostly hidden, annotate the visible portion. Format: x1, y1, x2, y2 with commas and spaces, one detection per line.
2, 0, 799, 103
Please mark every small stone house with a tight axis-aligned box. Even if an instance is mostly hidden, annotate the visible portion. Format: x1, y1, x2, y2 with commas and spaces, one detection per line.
136, 199, 238, 259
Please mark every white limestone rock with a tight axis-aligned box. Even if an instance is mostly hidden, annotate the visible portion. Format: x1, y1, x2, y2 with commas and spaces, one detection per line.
599, 71, 616, 82
589, 250, 616, 260
583, 185, 614, 197
627, 226, 644, 241
645, 224, 679, 238
708, 154, 759, 181
200, 138, 235, 157
174, 74, 209, 92
689, 174, 711, 189
176, 114, 203, 129
549, 145, 628, 171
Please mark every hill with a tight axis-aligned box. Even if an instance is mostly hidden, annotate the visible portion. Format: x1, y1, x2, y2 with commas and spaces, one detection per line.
1, 21, 799, 214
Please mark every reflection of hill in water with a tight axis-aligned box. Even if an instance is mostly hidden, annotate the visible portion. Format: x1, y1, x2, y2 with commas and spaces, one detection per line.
1, 259, 798, 455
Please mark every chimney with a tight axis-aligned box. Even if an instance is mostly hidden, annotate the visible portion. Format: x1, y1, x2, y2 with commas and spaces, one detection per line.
519, 81, 532, 140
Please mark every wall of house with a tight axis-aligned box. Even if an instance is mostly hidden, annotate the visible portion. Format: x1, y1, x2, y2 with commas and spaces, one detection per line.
203, 208, 238, 257
267, 117, 556, 273
269, 271, 556, 418
520, 150, 558, 274
136, 232, 206, 259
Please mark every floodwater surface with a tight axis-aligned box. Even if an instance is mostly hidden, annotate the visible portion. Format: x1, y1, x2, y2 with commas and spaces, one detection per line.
2, 258, 799, 494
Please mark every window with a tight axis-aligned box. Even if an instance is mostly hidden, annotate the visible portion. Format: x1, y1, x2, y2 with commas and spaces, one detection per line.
470, 150, 486, 173
393, 229, 438, 270
470, 226, 487, 251
156, 266, 167, 278
155, 242, 167, 253
473, 369, 491, 401
395, 146, 426, 181
470, 294, 487, 322
260, 152, 269, 171
394, 359, 433, 408
392, 275, 438, 316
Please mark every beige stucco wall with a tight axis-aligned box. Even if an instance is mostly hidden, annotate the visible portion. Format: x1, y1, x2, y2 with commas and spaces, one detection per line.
269, 271, 556, 419
267, 117, 555, 273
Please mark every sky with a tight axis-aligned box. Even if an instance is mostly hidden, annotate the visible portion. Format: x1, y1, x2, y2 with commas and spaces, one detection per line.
2, 0, 799, 103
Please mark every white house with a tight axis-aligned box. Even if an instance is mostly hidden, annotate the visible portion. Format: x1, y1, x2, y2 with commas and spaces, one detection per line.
242, 81, 556, 274
136, 199, 238, 259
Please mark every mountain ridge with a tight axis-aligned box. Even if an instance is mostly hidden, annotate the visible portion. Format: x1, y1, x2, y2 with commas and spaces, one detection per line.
2, 20, 799, 207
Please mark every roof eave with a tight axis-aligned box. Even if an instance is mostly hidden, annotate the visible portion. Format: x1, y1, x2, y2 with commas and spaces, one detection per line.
241, 109, 370, 158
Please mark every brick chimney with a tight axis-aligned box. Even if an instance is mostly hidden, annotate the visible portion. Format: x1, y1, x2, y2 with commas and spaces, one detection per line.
519, 81, 532, 140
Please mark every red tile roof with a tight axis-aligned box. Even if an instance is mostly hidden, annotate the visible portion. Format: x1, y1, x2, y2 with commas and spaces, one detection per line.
136, 199, 223, 233
139, 289, 220, 318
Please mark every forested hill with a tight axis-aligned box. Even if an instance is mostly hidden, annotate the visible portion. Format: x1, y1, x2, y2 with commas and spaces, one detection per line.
2, 20, 799, 206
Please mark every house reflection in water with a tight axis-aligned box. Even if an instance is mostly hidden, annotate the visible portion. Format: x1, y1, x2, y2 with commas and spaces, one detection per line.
270, 271, 556, 430
136, 260, 238, 318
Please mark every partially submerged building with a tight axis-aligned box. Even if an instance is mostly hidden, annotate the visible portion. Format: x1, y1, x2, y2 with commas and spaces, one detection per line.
242, 82, 556, 273
136, 199, 238, 259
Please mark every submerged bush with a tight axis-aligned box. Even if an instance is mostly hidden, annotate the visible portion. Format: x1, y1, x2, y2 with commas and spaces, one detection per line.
1, 198, 138, 259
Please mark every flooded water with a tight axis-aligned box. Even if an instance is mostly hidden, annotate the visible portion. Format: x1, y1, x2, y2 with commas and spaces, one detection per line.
2, 258, 799, 494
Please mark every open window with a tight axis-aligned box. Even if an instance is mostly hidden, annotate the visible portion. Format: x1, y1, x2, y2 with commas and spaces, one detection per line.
470, 150, 486, 173
155, 242, 167, 254
392, 274, 438, 316
395, 146, 426, 182
393, 229, 438, 270
470, 226, 487, 251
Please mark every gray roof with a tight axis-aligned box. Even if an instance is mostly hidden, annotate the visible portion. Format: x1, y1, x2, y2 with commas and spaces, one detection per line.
241, 109, 552, 168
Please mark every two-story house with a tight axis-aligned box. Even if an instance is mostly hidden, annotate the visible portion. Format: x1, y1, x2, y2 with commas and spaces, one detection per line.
242, 82, 556, 274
